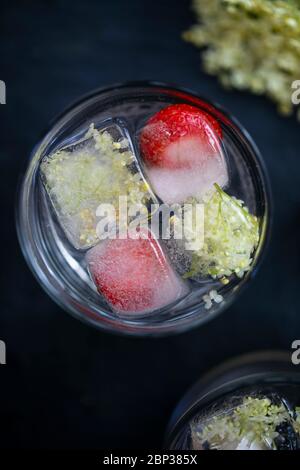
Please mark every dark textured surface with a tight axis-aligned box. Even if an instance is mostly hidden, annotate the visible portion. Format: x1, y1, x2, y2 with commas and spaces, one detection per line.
0, 0, 300, 449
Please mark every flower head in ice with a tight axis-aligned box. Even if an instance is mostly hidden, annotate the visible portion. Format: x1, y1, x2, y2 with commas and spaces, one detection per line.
185, 184, 260, 280
41, 124, 152, 248
193, 396, 292, 450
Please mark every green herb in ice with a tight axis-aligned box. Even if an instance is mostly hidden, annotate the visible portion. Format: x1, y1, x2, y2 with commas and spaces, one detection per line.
184, 184, 259, 280
193, 397, 291, 450
41, 124, 152, 249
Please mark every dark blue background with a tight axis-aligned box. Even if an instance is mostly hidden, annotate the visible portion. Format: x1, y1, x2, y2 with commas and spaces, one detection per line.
0, 0, 299, 449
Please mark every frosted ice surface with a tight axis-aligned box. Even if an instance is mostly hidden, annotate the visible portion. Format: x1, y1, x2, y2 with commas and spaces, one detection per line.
143, 135, 228, 204
86, 228, 190, 315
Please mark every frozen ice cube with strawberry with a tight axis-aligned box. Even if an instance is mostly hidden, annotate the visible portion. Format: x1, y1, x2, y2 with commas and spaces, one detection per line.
140, 104, 228, 204
86, 229, 189, 315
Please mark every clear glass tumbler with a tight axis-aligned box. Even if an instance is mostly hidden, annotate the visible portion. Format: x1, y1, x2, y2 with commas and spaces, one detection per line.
165, 352, 300, 450
16, 82, 271, 336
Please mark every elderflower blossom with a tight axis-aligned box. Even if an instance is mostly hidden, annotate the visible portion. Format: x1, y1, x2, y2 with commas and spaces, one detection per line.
41, 124, 152, 249
203, 289, 223, 310
184, 0, 300, 116
185, 184, 260, 280
192, 396, 293, 450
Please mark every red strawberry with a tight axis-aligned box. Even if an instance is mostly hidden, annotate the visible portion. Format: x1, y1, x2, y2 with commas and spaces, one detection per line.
140, 104, 223, 169
86, 230, 188, 314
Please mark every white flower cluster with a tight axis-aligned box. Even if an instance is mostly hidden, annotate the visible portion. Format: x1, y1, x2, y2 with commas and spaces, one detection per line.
184, 0, 300, 117
186, 184, 259, 280
192, 396, 295, 450
41, 124, 151, 249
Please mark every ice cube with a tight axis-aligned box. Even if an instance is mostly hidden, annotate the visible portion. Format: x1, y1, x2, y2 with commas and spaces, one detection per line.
139, 110, 229, 204
85, 228, 189, 315
164, 237, 193, 277
40, 121, 156, 250
158, 207, 206, 280
190, 393, 295, 451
